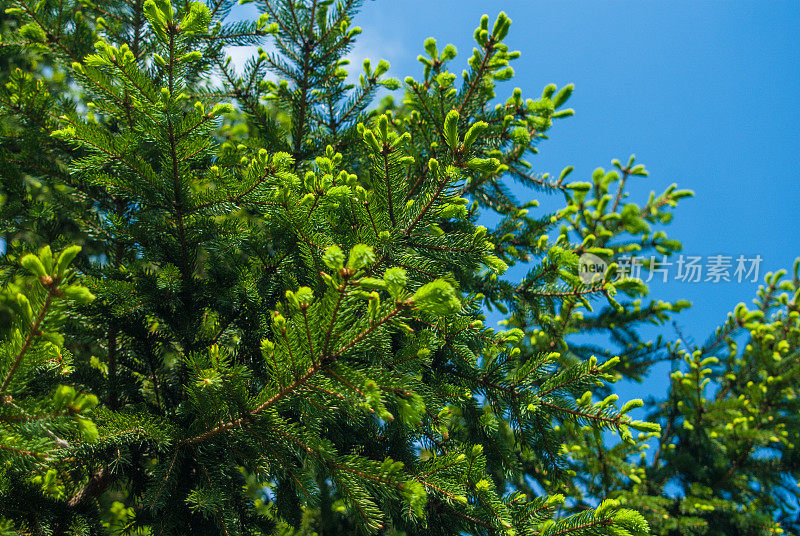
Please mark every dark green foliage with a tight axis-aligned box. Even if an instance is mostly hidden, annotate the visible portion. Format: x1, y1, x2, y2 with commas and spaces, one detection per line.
0, 1, 796, 535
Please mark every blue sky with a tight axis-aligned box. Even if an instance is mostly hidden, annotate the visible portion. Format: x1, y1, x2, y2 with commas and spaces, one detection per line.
233, 1, 800, 399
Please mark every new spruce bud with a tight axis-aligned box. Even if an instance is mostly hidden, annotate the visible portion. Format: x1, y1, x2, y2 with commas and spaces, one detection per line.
323, 245, 345, 270
413, 280, 461, 316
443, 110, 460, 150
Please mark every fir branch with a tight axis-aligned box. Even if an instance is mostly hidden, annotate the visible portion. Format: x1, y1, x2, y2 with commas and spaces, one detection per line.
0, 284, 55, 396
457, 38, 495, 116
549, 518, 614, 536
185, 305, 407, 444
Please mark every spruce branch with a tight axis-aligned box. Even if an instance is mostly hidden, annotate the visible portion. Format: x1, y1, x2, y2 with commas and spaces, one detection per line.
186, 305, 407, 444
0, 284, 55, 396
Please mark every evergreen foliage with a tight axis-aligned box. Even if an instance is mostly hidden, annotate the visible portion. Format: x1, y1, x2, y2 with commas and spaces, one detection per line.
587, 266, 800, 535
0, 0, 797, 535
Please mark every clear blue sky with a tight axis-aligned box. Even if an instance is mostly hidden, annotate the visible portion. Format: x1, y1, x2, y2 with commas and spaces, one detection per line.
234, 1, 800, 398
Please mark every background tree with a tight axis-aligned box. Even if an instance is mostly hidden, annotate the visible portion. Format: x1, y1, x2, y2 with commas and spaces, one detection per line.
559, 265, 800, 535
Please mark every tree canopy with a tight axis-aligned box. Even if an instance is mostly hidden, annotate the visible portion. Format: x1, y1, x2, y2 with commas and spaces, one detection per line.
0, 1, 798, 535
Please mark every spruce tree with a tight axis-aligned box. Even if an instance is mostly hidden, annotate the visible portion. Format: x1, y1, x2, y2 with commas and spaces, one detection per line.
562, 265, 800, 535
1, 0, 794, 535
